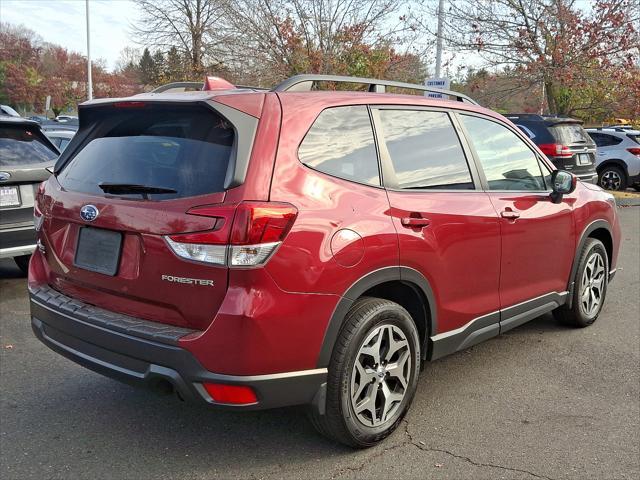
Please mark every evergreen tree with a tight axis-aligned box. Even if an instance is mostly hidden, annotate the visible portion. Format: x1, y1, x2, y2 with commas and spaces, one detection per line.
138, 48, 155, 85
165, 47, 184, 82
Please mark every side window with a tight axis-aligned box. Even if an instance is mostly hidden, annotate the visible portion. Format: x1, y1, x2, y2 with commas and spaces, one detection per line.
378, 110, 474, 189
516, 124, 536, 139
460, 115, 546, 191
298, 106, 380, 186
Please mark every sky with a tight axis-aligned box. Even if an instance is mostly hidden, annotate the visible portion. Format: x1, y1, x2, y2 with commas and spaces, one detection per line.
1, 0, 139, 71
0, 0, 471, 78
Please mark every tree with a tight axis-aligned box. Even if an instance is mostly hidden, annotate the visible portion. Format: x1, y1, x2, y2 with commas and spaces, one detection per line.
220, 0, 428, 86
138, 47, 155, 84
165, 46, 187, 81
432, 0, 640, 116
1, 22, 143, 112
132, 0, 225, 77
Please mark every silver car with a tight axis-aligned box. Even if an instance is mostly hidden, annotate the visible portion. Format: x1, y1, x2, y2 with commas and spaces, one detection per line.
0, 117, 59, 273
587, 127, 640, 191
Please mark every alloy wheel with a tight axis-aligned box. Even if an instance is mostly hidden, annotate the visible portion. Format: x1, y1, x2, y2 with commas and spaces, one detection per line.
580, 252, 605, 317
350, 324, 412, 427
601, 170, 622, 190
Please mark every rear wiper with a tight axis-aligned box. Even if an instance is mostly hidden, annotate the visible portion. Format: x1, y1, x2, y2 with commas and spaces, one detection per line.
98, 182, 177, 199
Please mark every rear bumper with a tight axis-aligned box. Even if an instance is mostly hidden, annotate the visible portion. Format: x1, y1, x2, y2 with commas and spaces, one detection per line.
0, 225, 36, 259
577, 172, 598, 184
29, 284, 327, 410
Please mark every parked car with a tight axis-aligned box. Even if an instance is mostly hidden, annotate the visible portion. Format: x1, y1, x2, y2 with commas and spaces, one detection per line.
28, 115, 49, 124
54, 115, 78, 124
506, 114, 598, 184
587, 128, 640, 191
29, 75, 620, 447
44, 129, 75, 152
1, 105, 21, 117
0, 117, 58, 273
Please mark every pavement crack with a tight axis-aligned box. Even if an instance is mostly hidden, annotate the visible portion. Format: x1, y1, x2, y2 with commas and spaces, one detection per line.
402, 420, 556, 480
330, 439, 410, 478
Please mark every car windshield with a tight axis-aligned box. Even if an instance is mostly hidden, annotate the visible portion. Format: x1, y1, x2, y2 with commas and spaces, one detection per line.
0, 126, 58, 167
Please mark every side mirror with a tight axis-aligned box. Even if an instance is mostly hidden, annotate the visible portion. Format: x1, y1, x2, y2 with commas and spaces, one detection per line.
550, 170, 576, 203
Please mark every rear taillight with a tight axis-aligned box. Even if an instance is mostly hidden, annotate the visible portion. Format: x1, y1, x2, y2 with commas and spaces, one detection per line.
538, 143, 573, 158
165, 202, 298, 267
627, 147, 640, 157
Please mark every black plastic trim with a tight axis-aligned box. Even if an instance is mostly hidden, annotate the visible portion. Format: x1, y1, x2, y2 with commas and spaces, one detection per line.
316, 266, 437, 367
30, 286, 326, 410
430, 291, 568, 360
567, 220, 613, 307
430, 311, 500, 360
500, 292, 568, 333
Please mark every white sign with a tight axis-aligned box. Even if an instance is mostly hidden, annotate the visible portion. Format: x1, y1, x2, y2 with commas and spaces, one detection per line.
424, 77, 450, 99
45, 95, 51, 111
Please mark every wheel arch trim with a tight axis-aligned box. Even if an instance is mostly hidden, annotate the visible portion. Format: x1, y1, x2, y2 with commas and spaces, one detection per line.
315, 266, 437, 367
567, 219, 613, 308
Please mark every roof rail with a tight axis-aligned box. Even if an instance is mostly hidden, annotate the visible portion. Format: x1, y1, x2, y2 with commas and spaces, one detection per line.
272, 74, 478, 105
151, 82, 203, 93
151, 80, 269, 93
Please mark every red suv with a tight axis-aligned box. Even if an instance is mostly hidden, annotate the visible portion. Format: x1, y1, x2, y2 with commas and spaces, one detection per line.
29, 75, 620, 447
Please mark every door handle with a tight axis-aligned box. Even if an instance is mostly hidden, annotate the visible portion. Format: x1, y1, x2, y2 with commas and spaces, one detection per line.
401, 217, 431, 228
500, 210, 520, 219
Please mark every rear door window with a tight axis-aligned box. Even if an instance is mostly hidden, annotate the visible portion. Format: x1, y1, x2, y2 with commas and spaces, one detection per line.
0, 126, 58, 167
298, 106, 380, 186
589, 133, 622, 147
57, 105, 234, 200
378, 110, 474, 189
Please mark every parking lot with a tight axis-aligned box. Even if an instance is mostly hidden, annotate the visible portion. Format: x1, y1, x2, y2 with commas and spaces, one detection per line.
0, 206, 637, 480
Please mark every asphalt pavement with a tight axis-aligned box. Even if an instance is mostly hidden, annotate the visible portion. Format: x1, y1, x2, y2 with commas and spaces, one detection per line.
1, 207, 638, 480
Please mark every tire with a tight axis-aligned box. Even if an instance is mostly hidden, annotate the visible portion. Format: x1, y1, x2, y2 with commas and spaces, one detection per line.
14, 255, 31, 276
309, 297, 421, 448
633, 185, 640, 192
553, 238, 608, 327
598, 166, 627, 191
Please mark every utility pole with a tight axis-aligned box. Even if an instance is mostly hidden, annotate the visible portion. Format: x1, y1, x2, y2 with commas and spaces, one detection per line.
435, 0, 445, 78
86, 0, 93, 100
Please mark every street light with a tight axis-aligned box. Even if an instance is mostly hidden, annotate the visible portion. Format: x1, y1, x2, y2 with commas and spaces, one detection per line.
86, 0, 93, 100
435, 0, 445, 78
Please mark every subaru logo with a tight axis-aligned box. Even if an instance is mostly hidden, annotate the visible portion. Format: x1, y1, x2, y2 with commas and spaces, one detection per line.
80, 205, 99, 222
0, 172, 10, 182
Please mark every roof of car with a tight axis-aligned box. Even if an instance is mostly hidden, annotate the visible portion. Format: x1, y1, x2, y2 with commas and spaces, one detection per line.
0, 116, 40, 126
505, 113, 582, 124
586, 127, 640, 135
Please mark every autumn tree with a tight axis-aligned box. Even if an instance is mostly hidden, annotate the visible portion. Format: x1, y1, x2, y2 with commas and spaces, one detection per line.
132, 0, 225, 77
219, 0, 428, 86
1, 22, 142, 113
431, 0, 640, 117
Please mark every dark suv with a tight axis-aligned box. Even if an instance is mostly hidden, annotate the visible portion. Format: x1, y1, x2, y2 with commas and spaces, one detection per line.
506, 114, 598, 184
29, 75, 620, 447
1, 117, 58, 273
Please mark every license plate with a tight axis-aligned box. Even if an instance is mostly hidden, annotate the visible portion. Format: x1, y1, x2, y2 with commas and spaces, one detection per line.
577, 154, 592, 165
0, 186, 20, 208
74, 227, 123, 276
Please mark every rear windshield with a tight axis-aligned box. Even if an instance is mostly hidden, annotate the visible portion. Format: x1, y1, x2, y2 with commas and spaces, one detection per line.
0, 126, 58, 167
57, 105, 234, 200
549, 123, 592, 144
